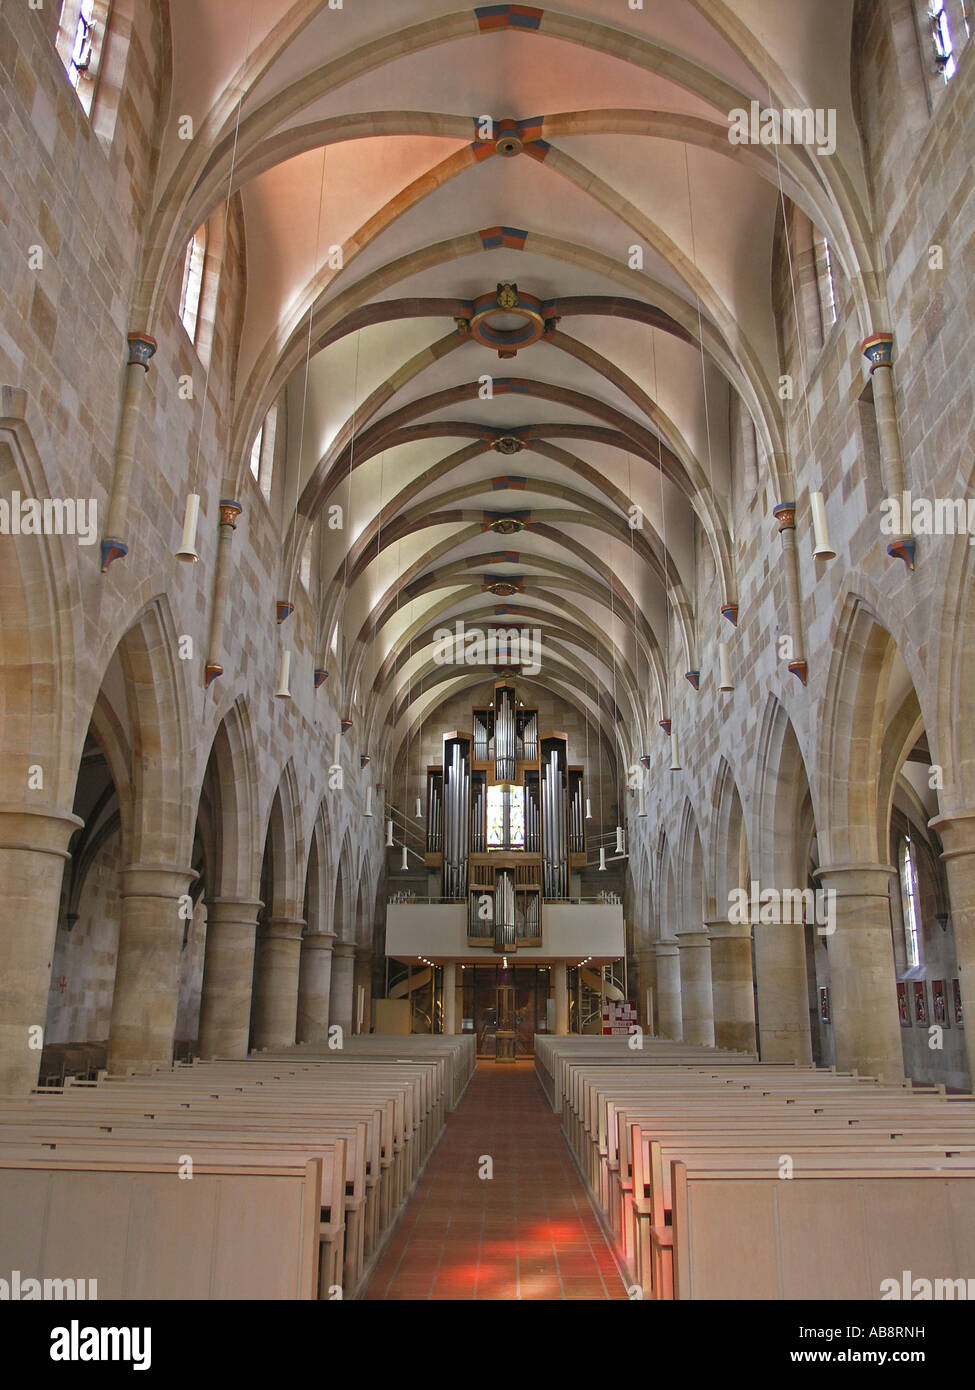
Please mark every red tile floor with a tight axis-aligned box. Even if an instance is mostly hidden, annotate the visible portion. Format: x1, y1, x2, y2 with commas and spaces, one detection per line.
363, 1059, 628, 1300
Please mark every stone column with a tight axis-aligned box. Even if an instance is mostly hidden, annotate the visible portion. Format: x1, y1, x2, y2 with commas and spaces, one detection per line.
708, 918, 757, 1053
203, 499, 243, 688
814, 863, 904, 1082
677, 930, 715, 1046
929, 812, 975, 1087
442, 961, 457, 1035
553, 960, 569, 1035
0, 807, 82, 1093
100, 331, 157, 572
637, 946, 657, 1033
752, 916, 813, 1064
296, 930, 336, 1045
107, 862, 197, 1073
655, 940, 682, 1040
329, 942, 357, 1039
251, 916, 304, 1050
198, 897, 262, 1058
862, 333, 914, 568
772, 502, 808, 685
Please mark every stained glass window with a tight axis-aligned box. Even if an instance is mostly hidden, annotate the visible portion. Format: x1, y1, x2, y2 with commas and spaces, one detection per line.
486, 785, 525, 849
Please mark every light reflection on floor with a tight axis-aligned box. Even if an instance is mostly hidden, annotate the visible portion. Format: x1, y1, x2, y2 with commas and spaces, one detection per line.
363, 1059, 627, 1301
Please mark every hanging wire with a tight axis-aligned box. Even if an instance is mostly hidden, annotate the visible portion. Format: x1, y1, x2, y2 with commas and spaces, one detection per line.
651, 327, 671, 719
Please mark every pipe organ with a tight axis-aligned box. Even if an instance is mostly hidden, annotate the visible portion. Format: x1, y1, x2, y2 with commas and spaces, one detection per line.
424, 680, 585, 952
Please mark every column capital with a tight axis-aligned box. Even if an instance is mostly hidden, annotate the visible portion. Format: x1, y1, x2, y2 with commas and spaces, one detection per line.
676, 928, 711, 947
218, 498, 243, 528
120, 863, 197, 899
654, 939, 680, 957
0, 806, 83, 856
302, 931, 337, 951
263, 917, 306, 942
126, 332, 157, 370
706, 918, 752, 940
208, 898, 263, 924
813, 862, 896, 896
772, 501, 797, 531
862, 332, 894, 371
929, 811, 975, 859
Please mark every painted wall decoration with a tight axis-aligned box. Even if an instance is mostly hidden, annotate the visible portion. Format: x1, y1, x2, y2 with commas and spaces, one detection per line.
953, 979, 964, 1027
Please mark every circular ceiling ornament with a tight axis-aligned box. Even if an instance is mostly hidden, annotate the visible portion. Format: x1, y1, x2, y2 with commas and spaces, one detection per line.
490, 517, 526, 535
470, 283, 546, 357
488, 581, 519, 596
493, 435, 524, 455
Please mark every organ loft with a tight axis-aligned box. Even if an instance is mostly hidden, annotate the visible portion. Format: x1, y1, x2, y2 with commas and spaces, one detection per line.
384, 676, 625, 1061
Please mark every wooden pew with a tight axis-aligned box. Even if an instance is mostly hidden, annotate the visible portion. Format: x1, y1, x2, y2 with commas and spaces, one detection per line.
0, 1151, 322, 1299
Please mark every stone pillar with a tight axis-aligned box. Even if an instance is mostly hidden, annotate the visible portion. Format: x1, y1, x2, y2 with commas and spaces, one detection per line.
442, 961, 457, 1035
752, 917, 813, 1064
814, 863, 904, 1082
708, 918, 757, 1053
772, 502, 808, 686
198, 897, 262, 1058
862, 333, 914, 568
296, 931, 335, 1045
107, 862, 197, 1074
251, 916, 304, 1050
677, 930, 715, 1046
637, 947, 657, 1033
0, 807, 82, 1093
655, 940, 682, 1040
100, 331, 157, 572
329, 942, 356, 1039
553, 960, 569, 1035
929, 813, 975, 1087
204, 499, 243, 688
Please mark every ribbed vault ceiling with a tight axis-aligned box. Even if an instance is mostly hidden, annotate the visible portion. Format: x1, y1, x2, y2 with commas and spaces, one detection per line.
155, 0, 863, 777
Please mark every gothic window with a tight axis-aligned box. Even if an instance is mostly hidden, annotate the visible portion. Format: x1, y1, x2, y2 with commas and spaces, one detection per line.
900, 837, 922, 969
56, 1, 109, 115
249, 405, 277, 503
929, 2, 967, 80
179, 226, 207, 343
300, 524, 316, 591
815, 235, 838, 331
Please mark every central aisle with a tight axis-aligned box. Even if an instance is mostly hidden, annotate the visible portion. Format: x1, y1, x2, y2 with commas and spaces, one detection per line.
364, 1058, 628, 1301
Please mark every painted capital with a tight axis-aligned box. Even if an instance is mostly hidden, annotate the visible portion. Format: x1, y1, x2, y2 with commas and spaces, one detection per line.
276, 600, 294, 624
773, 501, 797, 532
862, 332, 894, 372
126, 332, 157, 371
721, 602, 739, 626
219, 498, 242, 528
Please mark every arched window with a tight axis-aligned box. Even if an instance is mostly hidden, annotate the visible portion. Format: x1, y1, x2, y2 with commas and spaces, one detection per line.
299, 525, 316, 591
249, 404, 277, 503
178, 226, 207, 342
929, 2, 969, 81
815, 235, 838, 331
900, 837, 922, 969
56, 1, 109, 115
